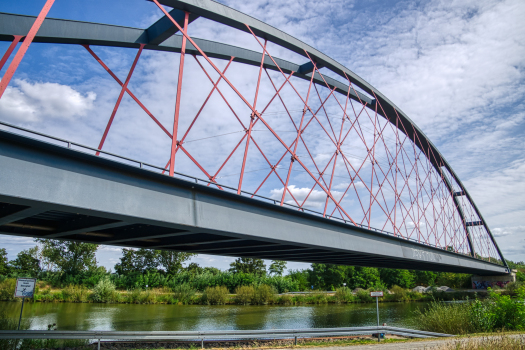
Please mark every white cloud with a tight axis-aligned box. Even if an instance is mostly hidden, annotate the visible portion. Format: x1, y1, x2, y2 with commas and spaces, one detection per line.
270, 185, 345, 208
0, 79, 96, 123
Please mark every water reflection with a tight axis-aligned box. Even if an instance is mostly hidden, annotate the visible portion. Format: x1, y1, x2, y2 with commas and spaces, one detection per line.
2, 302, 427, 331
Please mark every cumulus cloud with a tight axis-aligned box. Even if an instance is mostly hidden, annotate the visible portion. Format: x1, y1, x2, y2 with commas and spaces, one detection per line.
270, 185, 345, 208
0, 79, 96, 122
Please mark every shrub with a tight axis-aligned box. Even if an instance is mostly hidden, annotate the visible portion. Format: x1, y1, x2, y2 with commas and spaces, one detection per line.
235, 285, 255, 305
415, 300, 472, 334
172, 283, 196, 304
202, 286, 229, 305
306, 291, 328, 304
61, 285, 89, 303
92, 276, 116, 303
388, 285, 408, 302
277, 294, 293, 305
0, 278, 16, 301
253, 284, 276, 304
356, 289, 373, 303
335, 287, 353, 303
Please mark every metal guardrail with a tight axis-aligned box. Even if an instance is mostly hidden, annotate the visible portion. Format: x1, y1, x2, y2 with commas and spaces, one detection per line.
0, 326, 454, 349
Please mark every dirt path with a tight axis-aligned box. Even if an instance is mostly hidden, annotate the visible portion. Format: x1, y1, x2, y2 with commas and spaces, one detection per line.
298, 334, 525, 350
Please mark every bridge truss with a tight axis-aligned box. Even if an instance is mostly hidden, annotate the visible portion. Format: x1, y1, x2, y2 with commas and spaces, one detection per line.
0, 0, 507, 269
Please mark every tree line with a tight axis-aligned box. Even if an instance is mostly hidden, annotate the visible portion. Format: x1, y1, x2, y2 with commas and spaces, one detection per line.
1, 239, 524, 291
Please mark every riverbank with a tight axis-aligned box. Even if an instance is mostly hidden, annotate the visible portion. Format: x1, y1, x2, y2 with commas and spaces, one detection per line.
0, 278, 489, 305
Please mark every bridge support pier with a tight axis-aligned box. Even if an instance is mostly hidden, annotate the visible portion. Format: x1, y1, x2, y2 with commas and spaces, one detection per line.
471, 269, 516, 289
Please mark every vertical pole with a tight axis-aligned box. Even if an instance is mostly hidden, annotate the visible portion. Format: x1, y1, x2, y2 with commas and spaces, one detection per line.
238, 40, 266, 194
169, 12, 189, 177
98, 339, 101, 350
376, 296, 380, 342
17, 298, 25, 330
0, 0, 55, 99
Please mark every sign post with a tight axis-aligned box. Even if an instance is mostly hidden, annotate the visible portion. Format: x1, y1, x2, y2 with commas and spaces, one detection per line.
14, 278, 36, 330
370, 291, 383, 342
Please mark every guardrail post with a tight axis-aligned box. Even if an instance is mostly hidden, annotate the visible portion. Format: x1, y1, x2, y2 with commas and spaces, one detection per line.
98, 338, 101, 350
201, 338, 204, 349
294, 336, 297, 346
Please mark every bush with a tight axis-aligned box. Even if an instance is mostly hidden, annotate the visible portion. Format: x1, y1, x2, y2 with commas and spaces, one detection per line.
356, 289, 373, 303
202, 286, 229, 305
92, 276, 116, 303
235, 285, 255, 305
277, 294, 293, 305
0, 278, 16, 301
61, 284, 89, 302
388, 285, 408, 302
416, 286, 525, 334
252, 284, 276, 304
172, 283, 196, 304
335, 287, 354, 303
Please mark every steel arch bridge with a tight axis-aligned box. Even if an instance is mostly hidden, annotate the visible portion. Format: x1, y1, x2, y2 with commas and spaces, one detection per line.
0, 0, 509, 274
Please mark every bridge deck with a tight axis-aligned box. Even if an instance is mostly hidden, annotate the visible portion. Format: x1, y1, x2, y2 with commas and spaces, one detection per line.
0, 129, 508, 275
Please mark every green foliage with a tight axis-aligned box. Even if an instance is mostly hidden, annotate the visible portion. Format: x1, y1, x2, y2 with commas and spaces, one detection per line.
269, 260, 287, 276
0, 248, 10, 276
235, 285, 255, 305
61, 284, 89, 302
334, 287, 354, 303
36, 239, 99, 275
388, 285, 409, 302
417, 286, 525, 334
412, 270, 438, 286
158, 251, 196, 275
9, 247, 41, 277
202, 285, 229, 305
252, 284, 276, 304
356, 289, 373, 303
379, 268, 415, 288
172, 283, 196, 304
229, 258, 266, 276
287, 269, 310, 291
310, 264, 381, 290
91, 276, 116, 303
434, 272, 471, 289
0, 277, 16, 301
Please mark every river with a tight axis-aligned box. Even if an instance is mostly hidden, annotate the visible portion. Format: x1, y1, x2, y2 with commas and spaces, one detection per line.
2, 301, 428, 331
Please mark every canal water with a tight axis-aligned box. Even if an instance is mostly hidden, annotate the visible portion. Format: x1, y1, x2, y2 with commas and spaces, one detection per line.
1, 302, 428, 331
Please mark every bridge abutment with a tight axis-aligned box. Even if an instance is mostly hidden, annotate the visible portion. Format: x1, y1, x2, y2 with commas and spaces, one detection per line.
471, 269, 516, 289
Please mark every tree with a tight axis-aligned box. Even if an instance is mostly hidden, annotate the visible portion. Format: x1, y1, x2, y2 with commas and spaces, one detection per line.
114, 248, 159, 275
229, 258, 266, 275
35, 239, 98, 275
379, 268, 415, 289
186, 262, 203, 275
158, 251, 195, 275
0, 248, 9, 275
269, 260, 287, 276
413, 270, 438, 286
10, 246, 41, 276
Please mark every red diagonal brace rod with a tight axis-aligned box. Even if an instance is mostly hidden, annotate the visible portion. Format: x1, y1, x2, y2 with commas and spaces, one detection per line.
0, 0, 55, 98
83, 45, 171, 138
169, 12, 189, 176
96, 44, 144, 155
0, 36, 24, 72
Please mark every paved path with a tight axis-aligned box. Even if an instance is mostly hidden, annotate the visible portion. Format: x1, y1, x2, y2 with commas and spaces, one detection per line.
299, 334, 525, 350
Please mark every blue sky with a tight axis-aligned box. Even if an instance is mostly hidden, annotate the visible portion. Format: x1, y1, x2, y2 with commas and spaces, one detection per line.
0, 0, 524, 271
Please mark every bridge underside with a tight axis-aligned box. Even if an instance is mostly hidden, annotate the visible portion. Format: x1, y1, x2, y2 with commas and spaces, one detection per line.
0, 130, 508, 276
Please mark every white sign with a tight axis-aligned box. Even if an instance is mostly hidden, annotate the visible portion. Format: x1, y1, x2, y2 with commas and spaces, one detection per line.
370, 291, 383, 297
14, 278, 36, 298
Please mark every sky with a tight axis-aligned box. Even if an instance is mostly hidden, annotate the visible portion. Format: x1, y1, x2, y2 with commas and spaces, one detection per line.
0, 0, 524, 272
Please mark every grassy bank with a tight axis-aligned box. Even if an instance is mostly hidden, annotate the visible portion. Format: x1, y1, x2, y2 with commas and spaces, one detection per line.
416, 286, 525, 334
0, 277, 493, 305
